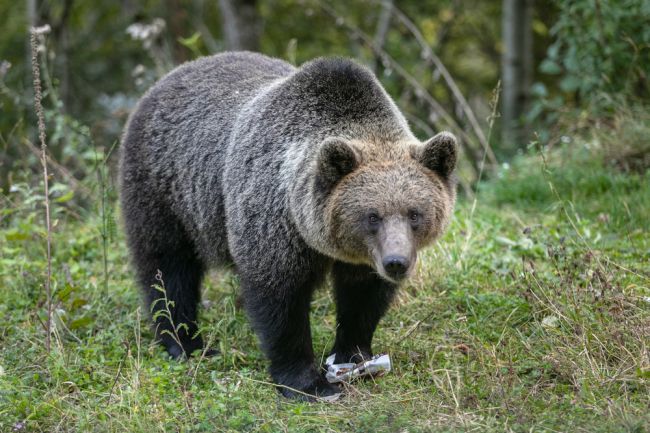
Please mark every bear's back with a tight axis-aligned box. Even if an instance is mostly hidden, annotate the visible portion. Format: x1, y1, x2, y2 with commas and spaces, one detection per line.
126, 52, 295, 154
120, 52, 295, 265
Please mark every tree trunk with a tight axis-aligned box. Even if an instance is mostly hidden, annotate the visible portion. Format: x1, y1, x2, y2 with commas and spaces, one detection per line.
372, 0, 393, 72
501, 0, 533, 148
53, 0, 74, 112
27, 0, 37, 65
217, 0, 261, 51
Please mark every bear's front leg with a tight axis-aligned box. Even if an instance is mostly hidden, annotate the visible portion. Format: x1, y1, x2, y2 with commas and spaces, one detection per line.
241, 271, 340, 400
330, 261, 397, 364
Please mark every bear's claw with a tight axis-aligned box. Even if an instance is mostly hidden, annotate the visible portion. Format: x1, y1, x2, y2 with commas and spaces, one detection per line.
165, 340, 219, 360
279, 376, 341, 401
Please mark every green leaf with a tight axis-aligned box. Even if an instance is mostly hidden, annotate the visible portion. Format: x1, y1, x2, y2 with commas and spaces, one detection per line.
560, 76, 582, 92
71, 298, 88, 309
4, 229, 29, 241
495, 236, 517, 246
69, 316, 94, 330
637, 368, 650, 379
57, 284, 75, 301
54, 190, 74, 203
539, 59, 562, 75
178, 32, 201, 48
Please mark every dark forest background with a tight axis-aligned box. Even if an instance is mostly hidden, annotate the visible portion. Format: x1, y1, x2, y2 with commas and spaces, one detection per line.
2, 0, 648, 192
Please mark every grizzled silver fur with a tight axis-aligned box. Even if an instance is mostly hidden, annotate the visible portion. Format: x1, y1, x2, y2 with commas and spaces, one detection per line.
120, 52, 457, 400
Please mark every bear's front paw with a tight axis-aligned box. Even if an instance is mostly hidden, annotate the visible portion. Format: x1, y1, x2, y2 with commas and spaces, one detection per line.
274, 366, 341, 401
279, 375, 340, 401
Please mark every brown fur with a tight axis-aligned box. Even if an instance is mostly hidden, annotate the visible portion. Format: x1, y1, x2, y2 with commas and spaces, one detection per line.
324, 136, 455, 280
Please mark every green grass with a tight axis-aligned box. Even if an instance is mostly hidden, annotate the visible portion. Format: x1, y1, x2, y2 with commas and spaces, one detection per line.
1, 140, 649, 432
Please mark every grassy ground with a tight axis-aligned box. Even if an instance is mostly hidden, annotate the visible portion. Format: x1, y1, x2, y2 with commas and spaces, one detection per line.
1, 136, 649, 432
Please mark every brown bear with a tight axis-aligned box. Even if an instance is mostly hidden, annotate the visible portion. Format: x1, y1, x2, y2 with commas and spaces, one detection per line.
119, 51, 457, 400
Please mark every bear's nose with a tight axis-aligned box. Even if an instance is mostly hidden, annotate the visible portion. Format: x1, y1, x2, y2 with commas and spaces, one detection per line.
382, 255, 409, 279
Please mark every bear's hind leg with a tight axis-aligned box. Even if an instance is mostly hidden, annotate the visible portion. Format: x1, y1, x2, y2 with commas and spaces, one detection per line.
124, 202, 210, 359
141, 248, 207, 359
330, 261, 397, 364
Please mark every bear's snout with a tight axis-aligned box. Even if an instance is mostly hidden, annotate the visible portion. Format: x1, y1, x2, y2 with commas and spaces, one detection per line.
382, 255, 410, 280
370, 216, 417, 283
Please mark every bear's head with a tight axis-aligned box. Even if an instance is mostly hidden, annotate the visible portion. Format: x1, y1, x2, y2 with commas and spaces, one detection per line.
318, 132, 458, 283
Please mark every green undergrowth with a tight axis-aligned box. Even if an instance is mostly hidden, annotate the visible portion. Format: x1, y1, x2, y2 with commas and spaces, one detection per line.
1, 137, 649, 432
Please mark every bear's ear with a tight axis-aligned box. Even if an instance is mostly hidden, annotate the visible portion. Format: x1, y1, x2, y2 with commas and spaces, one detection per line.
317, 138, 360, 190
416, 131, 458, 178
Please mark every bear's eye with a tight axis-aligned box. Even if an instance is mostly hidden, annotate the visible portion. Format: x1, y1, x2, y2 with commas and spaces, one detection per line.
368, 213, 380, 225
408, 210, 420, 225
